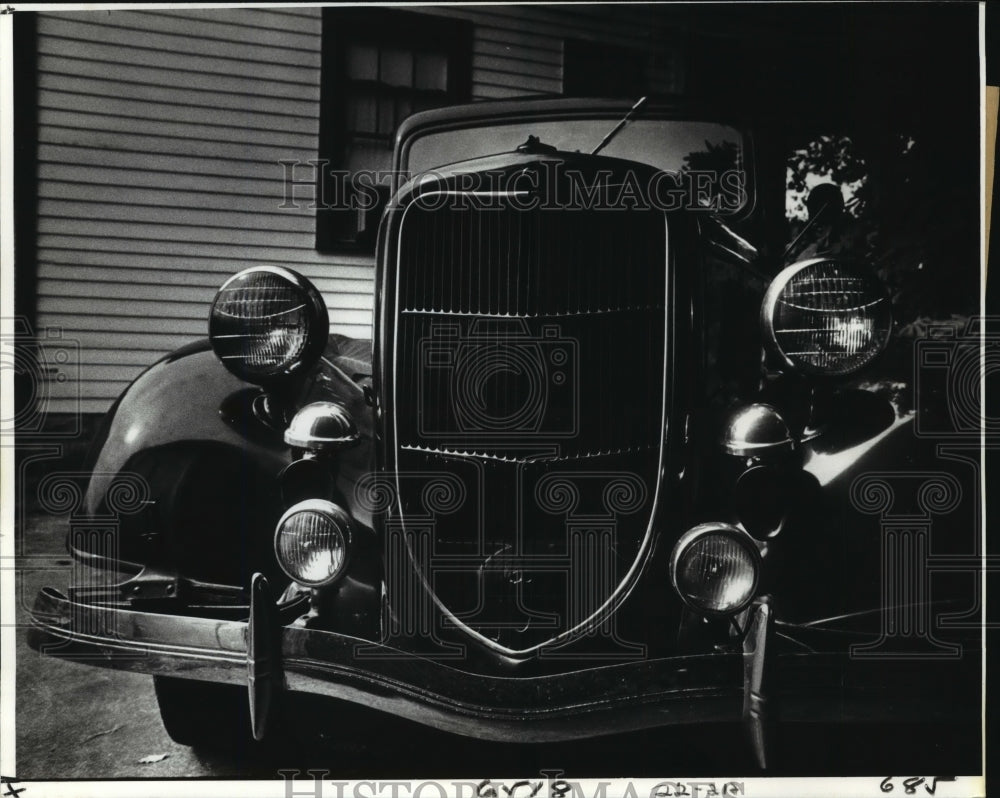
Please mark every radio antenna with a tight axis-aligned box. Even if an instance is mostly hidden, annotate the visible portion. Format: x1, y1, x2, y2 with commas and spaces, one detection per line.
591, 96, 648, 156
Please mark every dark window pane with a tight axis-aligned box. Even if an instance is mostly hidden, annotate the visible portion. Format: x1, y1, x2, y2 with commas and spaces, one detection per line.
349, 92, 378, 133
378, 96, 396, 135
396, 96, 412, 125
563, 39, 647, 97
380, 47, 413, 87
412, 93, 444, 114
345, 141, 393, 176
415, 51, 448, 91
347, 44, 378, 81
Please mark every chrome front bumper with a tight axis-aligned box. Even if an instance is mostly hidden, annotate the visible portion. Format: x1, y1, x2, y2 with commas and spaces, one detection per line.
26, 575, 979, 766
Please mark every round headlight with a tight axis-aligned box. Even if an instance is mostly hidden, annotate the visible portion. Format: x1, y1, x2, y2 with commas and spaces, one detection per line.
670, 523, 761, 616
209, 266, 328, 384
762, 258, 892, 376
274, 499, 351, 587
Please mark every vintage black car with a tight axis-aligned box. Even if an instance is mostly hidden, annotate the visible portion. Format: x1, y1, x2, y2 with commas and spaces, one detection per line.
27, 98, 981, 769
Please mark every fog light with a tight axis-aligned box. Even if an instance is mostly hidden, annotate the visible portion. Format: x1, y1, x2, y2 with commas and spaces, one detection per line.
274, 499, 351, 587
670, 523, 761, 616
721, 403, 795, 461
284, 402, 360, 453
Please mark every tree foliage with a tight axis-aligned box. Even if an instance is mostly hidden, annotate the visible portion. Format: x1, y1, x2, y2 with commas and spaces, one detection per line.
786, 131, 977, 326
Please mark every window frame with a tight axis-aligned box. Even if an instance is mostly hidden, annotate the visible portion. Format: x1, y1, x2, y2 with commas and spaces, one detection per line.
317, 8, 473, 253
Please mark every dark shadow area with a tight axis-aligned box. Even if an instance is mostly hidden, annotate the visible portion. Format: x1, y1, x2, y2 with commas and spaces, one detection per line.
809, 389, 897, 455
184, 693, 981, 778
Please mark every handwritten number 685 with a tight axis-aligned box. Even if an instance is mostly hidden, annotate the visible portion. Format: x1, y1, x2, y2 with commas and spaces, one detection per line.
881, 777, 956, 795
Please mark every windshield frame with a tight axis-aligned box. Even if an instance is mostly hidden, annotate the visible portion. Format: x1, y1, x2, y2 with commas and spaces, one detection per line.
392, 97, 757, 218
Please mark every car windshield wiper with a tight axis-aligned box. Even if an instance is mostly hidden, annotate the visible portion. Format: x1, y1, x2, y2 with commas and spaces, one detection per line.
591, 96, 648, 156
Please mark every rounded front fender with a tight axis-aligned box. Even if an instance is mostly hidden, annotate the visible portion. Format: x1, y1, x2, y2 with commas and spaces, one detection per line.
86, 340, 290, 516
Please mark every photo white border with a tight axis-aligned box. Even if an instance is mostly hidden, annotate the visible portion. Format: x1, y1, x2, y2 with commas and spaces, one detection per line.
0, 2, 989, 796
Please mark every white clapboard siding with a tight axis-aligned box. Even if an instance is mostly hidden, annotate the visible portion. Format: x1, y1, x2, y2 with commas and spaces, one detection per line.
33, 6, 678, 413
35, 8, 326, 413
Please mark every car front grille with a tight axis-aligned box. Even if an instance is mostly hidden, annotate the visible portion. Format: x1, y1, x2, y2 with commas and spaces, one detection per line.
393, 200, 667, 462
384, 193, 669, 652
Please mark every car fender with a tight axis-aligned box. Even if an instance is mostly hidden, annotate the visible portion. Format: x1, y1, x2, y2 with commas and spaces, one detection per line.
85, 340, 289, 516
81, 338, 375, 586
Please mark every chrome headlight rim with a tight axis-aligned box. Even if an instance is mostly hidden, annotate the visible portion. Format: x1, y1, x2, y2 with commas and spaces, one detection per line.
761, 257, 893, 377
209, 265, 329, 385
669, 522, 762, 618
273, 498, 352, 588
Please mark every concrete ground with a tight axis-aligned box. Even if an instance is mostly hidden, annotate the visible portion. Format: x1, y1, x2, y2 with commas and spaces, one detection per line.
14, 512, 218, 778
13, 509, 982, 781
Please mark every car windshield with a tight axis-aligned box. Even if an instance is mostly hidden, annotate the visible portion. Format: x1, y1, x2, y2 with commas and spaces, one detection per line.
405, 118, 748, 213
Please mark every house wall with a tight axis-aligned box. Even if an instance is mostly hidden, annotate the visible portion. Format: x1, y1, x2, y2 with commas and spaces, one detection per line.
30, 6, 680, 413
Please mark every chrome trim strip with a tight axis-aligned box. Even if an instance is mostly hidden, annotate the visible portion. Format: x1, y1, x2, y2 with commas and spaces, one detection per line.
399, 441, 658, 464
399, 306, 663, 318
